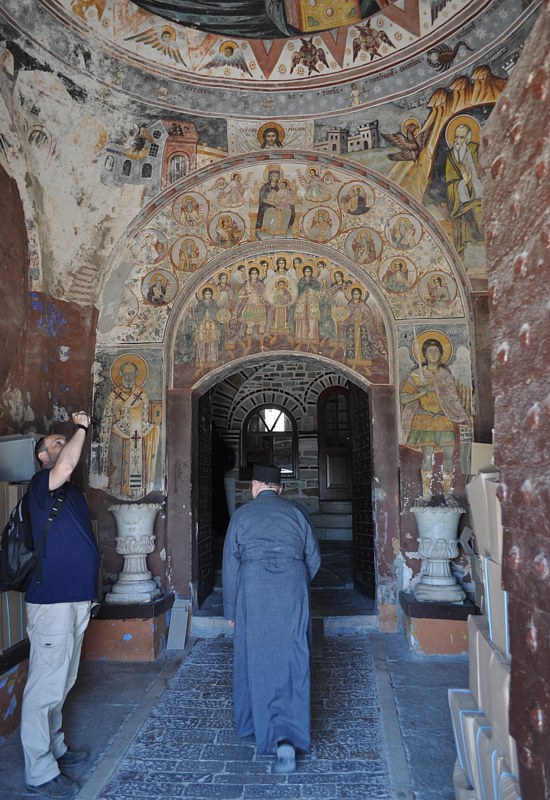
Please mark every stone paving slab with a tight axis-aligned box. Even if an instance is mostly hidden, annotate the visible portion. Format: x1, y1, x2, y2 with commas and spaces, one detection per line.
98, 636, 394, 800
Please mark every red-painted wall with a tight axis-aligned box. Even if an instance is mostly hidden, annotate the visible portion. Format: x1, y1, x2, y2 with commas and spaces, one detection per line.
481, 4, 550, 795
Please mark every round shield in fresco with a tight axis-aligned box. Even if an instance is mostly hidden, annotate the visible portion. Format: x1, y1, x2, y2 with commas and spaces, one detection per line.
170, 235, 208, 272
345, 227, 383, 264
337, 182, 375, 216
301, 206, 340, 243
133, 228, 168, 265
141, 268, 178, 306
173, 192, 209, 227
378, 256, 417, 294
417, 271, 457, 308
385, 213, 423, 250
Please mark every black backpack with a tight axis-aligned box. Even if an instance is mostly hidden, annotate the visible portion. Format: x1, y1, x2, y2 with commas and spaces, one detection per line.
0, 487, 67, 593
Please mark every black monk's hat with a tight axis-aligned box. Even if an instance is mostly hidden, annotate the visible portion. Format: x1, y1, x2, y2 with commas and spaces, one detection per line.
252, 464, 281, 484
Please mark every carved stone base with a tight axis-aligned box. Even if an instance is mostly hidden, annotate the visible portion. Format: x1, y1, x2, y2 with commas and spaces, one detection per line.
413, 580, 465, 604
105, 578, 160, 605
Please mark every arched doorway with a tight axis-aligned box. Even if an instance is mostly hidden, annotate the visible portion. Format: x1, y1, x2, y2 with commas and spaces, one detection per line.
166, 354, 396, 615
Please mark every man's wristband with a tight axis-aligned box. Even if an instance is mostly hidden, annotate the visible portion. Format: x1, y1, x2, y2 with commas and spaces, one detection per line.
73, 423, 89, 433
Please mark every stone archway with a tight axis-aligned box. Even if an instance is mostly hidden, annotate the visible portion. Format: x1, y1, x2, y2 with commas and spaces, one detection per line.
165, 349, 400, 626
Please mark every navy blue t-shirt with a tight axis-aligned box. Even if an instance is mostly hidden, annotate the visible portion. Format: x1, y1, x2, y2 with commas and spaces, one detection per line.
26, 469, 100, 604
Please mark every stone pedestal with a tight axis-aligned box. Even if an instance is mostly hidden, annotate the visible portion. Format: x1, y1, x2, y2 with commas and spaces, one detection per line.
106, 503, 161, 604
412, 505, 465, 604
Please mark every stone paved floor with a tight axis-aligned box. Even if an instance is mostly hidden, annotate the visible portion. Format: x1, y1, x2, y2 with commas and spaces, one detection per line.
98, 636, 392, 800
0, 631, 468, 800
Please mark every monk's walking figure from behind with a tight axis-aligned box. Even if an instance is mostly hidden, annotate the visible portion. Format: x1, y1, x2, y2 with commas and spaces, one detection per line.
222, 463, 321, 774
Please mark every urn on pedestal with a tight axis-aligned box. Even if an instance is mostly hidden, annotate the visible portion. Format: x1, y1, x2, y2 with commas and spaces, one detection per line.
412, 504, 465, 604
106, 502, 161, 604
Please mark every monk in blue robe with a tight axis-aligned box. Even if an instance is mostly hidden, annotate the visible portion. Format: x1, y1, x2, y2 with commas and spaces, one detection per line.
222, 463, 321, 774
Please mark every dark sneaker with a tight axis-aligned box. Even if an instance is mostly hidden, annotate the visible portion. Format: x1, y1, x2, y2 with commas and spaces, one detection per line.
57, 748, 89, 768
26, 774, 79, 798
272, 741, 296, 774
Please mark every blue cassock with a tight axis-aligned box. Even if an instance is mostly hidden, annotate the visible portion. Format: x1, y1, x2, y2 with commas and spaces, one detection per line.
222, 489, 321, 754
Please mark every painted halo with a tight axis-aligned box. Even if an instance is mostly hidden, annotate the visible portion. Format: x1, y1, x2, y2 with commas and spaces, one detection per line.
245, 261, 267, 280
110, 353, 148, 387
296, 260, 319, 279
445, 114, 481, 148
345, 282, 368, 301
412, 329, 453, 365
196, 281, 218, 301
257, 121, 286, 146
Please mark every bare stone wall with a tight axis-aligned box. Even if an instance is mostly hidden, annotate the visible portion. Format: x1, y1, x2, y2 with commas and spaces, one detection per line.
480, 4, 550, 795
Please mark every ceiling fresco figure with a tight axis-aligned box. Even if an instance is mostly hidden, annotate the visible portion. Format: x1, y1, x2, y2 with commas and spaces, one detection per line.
255, 167, 296, 239
203, 41, 253, 76
444, 116, 484, 256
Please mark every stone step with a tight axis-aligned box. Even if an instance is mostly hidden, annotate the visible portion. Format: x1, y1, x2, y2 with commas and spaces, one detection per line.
189, 612, 378, 638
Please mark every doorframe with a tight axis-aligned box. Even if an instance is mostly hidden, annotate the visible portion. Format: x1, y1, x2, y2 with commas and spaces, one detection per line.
166, 363, 400, 627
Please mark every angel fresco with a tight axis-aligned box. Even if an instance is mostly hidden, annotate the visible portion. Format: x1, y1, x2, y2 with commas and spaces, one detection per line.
352, 19, 395, 62
341, 285, 387, 375
177, 284, 227, 376
203, 41, 252, 76
124, 24, 187, 65
213, 171, 250, 207
289, 262, 325, 352
232, 265, 269, 353
290, 37, 329, 75
297, 166, 334, 203
326, 269, 352, 358
399, 330, 470, 500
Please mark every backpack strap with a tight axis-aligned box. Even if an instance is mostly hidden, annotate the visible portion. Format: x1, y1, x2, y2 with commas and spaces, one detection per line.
33, 485, 68, 586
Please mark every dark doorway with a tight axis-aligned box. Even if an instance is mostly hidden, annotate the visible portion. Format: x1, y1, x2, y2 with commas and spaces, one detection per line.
317, 386, 352, 501
194, 365, 376, 616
